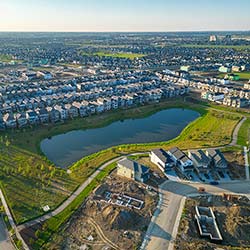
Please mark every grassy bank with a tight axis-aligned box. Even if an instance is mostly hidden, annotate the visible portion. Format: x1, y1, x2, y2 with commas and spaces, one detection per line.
237, 118, 250, 146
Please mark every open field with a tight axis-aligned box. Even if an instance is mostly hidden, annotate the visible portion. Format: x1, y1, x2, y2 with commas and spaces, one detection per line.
20, 162, 117, 249
0, 98, 243, 225
81, 51, 146, 59
180, 44, 250, 50
237, 118, 250, 146
0, 54, 12, 62
0, 143, 78, 224
218, 72, 250, 80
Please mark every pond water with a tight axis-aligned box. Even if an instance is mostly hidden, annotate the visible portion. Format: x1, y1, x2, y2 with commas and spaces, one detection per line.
40, 108, 200, 168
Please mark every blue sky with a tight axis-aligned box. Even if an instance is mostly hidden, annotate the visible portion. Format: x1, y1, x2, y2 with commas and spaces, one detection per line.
0, 0, 250, 31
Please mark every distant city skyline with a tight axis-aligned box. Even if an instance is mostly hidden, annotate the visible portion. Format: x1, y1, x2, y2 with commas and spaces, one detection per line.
0, 0, 250, 32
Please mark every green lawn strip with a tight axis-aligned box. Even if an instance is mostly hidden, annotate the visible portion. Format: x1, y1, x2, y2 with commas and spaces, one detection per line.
81, 51, 146, 59
33, 162, 117, 249
218, 72, 250, 80
237, 118, 250, 146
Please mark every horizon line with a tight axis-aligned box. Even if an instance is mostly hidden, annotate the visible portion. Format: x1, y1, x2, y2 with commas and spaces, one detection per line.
0, 30, 250, 33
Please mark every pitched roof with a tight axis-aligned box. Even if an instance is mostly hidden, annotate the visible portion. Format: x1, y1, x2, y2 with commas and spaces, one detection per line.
118, 158, 149, 174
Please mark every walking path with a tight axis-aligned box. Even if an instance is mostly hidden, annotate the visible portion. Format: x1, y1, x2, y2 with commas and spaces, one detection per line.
0, 216, 15, 250
0, 189, 29, 250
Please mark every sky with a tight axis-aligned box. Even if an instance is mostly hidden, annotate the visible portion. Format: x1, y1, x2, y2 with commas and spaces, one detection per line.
0, 0, 250, 32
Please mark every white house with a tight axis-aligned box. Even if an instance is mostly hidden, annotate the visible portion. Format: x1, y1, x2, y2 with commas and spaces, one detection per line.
150, 148, 175, 172
168, 147, 193, 172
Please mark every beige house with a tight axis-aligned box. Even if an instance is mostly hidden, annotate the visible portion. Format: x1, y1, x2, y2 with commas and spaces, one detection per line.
117, 158, 150, 183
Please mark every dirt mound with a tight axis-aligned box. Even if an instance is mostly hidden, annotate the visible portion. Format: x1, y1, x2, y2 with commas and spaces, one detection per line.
111, 209, 137, 229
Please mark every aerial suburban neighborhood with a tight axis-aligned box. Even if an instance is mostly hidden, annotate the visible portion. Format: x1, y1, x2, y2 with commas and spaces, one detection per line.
0, 1, 250, 250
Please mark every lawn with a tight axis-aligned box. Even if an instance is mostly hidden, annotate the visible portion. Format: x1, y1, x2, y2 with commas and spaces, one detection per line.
237, 118, 250, 146
81, 51, 146, 59
0, 54, 13, 62
218, 72, 250, 80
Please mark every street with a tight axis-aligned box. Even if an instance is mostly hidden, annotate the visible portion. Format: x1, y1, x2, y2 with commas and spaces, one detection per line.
0, 216, 15, 250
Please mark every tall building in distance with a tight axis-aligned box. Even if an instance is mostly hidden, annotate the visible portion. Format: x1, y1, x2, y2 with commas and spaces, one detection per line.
209, 35, 218, 42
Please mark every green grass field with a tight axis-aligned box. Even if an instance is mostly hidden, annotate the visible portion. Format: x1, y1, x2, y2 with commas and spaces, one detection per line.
218, 72, 250, 80
81, 51, 145, 59
0, 54, 13, 62
0, 54, 23, 63
0, 143, 78, 224
237, 118, 250, 146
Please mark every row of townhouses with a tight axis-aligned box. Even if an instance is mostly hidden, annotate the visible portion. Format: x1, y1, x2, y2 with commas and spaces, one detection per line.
157, 71, 250, 108
0, 83, 189, 130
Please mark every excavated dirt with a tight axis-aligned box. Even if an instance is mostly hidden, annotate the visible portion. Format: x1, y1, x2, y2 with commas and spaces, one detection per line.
47, 172, 158, 250
175, 195, 250, 250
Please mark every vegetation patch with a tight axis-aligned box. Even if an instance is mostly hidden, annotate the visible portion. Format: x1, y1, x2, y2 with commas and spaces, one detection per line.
27, 162, 117, 249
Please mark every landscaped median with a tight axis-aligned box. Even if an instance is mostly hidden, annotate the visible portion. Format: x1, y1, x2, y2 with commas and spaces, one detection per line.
30, 162, 117, 249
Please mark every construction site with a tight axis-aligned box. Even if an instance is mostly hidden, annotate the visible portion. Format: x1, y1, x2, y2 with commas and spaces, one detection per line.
46, 170, 160, 250
175, 194, 250, 250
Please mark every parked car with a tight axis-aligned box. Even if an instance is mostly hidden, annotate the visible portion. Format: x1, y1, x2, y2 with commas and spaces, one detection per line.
210, 181, 219, 185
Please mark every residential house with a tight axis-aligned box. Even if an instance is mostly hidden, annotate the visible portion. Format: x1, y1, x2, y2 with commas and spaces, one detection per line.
65, 104, 79, 118
168, 147, 193, 172
3, 112, 17, 128
54, 105, 69, 120
0, 113, 5, 130
36, 108, 50, 123
117, 158, 150, 183
15, 112, 28, 128
46, 107, 60, 123
205, 149, 227, 169
188, 150, 211, 173
150, 148, 175, 172
26, 110, 40, 125
72, 101, 88, 117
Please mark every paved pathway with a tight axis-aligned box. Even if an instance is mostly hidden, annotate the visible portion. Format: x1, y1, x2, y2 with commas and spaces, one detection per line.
0, 216, 15, 250
229, 116, 246, 146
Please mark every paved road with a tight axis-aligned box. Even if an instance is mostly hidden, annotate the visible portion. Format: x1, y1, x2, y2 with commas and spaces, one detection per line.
0, 216, 15, 250
142, 180, 250, 250
17, 152, 147, 231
